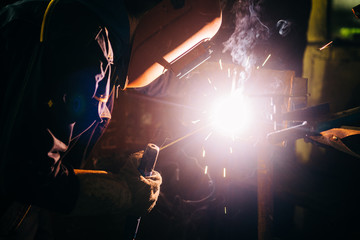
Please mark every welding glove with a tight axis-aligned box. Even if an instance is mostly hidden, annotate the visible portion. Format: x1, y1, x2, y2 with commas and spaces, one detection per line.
70, 151, 162, 216
119, 150, 162, 215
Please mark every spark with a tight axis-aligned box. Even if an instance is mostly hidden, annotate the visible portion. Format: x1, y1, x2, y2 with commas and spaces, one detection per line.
192, 119, 201, 124
205, 131, 213, 141
185, 64, 255, 185
224, 206, 227, 214
208, 78, 217, 91
262, 54, 271, 67
319, 41, 333, 50
245, 56, 250, 67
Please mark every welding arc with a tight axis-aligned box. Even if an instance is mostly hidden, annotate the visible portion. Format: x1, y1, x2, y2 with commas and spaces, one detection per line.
159, 124, 210, 151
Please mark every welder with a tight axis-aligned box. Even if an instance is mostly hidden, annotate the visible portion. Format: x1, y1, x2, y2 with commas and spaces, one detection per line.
0, 0, 222, 239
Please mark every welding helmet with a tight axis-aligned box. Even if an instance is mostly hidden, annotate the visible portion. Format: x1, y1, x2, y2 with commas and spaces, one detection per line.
123, 0, 222, 89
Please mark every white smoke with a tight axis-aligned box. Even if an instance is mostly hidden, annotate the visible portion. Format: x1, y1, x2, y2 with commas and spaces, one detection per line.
222, 0, 270, 82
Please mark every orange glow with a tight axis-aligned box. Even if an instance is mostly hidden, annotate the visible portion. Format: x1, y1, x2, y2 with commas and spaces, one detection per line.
126, 0, 222, 88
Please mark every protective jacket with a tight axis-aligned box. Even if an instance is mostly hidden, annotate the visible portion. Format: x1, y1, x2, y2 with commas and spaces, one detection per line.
0, 0, 132, 236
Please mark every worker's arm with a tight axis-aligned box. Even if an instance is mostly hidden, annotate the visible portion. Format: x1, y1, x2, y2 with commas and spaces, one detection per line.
71, 151, 162, 216
0, 0, 160, 216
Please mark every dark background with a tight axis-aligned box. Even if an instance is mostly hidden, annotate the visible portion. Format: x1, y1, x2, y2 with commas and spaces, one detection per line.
4, 0, 360, 239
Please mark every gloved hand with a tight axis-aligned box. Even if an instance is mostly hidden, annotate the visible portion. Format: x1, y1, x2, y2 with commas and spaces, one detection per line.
71, 151, 162, 216
120, 151, 162, 215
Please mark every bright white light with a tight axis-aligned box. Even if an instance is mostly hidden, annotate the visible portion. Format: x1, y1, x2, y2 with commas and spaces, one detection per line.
210, 93, 253, 137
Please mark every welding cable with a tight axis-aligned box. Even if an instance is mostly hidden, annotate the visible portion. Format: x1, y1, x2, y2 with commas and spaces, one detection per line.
176, 150, 215, 204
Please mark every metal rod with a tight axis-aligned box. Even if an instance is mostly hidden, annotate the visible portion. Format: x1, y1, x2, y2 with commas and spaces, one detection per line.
159, 125, 209, 151
132, 217, 142, 240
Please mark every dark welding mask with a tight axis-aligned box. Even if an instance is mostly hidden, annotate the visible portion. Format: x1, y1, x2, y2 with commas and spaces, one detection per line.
123, 0, 222, 89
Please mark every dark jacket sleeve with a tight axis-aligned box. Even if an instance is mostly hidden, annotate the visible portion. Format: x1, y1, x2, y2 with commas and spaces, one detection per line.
0, 1, 116, 213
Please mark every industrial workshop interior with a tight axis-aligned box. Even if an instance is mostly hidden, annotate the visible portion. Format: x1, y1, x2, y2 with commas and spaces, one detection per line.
1, 0, 360, 239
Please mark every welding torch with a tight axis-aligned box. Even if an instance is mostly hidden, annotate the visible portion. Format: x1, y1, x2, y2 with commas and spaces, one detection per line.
131, 143, 161, 240
132, 124, 208, 240
131, 144, 160, 240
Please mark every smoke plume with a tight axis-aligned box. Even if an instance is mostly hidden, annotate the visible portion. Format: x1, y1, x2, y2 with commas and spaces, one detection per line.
222, 0, 270, 78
